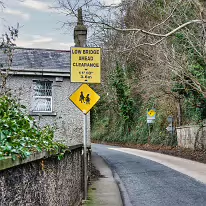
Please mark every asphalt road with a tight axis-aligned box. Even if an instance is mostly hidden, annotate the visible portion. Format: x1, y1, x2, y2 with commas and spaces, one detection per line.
92, 144, 206, 206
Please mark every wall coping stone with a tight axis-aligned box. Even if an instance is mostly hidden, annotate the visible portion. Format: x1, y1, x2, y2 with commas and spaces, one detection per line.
176, 124, 206, 129
0, 144, 83, 172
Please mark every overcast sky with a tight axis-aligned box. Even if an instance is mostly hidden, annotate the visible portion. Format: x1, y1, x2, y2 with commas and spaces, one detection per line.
0, 0, 121, 50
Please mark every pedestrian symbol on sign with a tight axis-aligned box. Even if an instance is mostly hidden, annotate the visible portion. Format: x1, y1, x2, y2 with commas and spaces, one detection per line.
79, 91, 85, 103
148, 109, 156, 117
79, 92, 91, 104
69, 84, 100, 114
85, 94, 90, 104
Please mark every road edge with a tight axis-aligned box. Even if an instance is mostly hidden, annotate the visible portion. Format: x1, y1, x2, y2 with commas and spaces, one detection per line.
94, 152, 133, 206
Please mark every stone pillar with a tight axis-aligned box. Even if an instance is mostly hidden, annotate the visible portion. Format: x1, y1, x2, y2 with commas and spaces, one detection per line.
74, 8, 87, 47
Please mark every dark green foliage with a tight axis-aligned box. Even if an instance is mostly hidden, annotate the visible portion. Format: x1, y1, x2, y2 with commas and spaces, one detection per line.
92, 93, 178, 147
91, 62, 178, 147
172, 30, 206, 122
0, 95, 67, 160
111, 63, 136, 133
91, 0, 205, 147
182, 94, 206, 123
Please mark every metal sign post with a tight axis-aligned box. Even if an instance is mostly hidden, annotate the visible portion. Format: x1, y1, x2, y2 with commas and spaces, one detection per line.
83, 113, 87, 199
72, 8, 101, 200
147, 108, 156, 138
69, 84, 100, 200
166, 116, 174, 135
148, 123, 151, 136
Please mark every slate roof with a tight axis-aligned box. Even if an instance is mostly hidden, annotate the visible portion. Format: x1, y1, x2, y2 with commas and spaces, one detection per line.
0, 47, 71, 74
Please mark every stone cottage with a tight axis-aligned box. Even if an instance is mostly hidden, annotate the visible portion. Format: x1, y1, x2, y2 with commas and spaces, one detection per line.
0, 47, 90, 146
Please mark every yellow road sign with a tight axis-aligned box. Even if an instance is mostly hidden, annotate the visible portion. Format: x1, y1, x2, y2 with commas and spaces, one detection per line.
69, 84, 100, 114
71, 47, 101, 83
148, 109, 156, 117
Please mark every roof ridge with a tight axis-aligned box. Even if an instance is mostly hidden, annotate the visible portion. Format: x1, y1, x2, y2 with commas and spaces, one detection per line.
5, 46, 71, 53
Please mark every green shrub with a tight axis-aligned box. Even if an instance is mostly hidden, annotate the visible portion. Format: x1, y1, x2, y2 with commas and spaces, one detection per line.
0, 95, 67, 160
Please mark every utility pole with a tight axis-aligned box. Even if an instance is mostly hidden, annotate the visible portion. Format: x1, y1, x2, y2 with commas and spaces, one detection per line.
73, 7, 88, 200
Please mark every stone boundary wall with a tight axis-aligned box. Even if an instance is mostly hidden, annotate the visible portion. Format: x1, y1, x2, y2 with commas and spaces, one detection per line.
0, 145, 84, 206
176, 125, 206, 150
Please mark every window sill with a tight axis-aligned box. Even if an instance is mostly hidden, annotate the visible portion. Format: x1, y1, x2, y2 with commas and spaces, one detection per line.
30, 112, 57, 116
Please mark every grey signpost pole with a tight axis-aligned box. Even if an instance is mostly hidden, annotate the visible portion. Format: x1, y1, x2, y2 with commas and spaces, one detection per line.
74, 8, 88, 200
83, 113, 87, 199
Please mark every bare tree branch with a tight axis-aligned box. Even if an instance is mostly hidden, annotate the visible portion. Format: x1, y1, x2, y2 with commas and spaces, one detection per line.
109, 19, 204, 37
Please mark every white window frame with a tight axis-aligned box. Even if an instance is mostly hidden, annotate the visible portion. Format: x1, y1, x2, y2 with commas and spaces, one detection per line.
32, 80, 53, 113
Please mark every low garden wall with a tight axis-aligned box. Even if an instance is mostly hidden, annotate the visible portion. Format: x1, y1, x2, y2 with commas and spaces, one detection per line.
176, 124, 206, 150
0, 144, 84, 206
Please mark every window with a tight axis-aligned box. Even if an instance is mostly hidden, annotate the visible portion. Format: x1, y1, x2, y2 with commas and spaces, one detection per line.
32, 81, 52, 112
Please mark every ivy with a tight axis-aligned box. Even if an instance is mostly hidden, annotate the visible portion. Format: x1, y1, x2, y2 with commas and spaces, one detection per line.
110, 63, 136, 134
0, 95, 67, 160
172, 28, 206, 123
